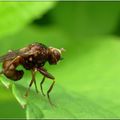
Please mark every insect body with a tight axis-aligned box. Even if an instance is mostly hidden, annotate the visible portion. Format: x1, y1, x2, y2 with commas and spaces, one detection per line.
0, 43, 64, 105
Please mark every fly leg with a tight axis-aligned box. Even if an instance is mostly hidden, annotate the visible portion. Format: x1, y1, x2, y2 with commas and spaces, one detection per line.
25, 69, 37, 97
40, 76, 45, 96
37, 67, 55, 105
47, 79, 55, 105
34, 76, 39, 93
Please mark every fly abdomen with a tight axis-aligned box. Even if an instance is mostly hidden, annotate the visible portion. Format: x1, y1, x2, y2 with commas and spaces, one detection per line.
3, 60, 24, 81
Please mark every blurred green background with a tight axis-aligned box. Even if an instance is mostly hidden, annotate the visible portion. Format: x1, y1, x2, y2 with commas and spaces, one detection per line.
1, 1, 120, 118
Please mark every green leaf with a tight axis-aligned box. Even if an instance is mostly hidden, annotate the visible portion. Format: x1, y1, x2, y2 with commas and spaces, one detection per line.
1, 25, 120, 118
12, 84, 27, 109
0, 2, 55, 38
54, 36, 120, 118
26, 101, 44, 119
0, 77, 11, 89
13, 83, 118, 118
1, 2, 120, 117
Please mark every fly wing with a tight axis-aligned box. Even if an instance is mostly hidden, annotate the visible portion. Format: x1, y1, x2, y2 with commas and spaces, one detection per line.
0, 45, 40, 63
0, 50, 20, 62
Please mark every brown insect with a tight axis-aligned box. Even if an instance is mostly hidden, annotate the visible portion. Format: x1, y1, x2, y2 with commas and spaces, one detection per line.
0, 43, 64, 105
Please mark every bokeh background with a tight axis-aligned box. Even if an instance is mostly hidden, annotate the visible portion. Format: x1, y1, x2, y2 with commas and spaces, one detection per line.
0, 1, 120, 118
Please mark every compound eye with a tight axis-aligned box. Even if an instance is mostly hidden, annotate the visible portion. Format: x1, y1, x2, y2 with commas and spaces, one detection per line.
53, 50, 61, 61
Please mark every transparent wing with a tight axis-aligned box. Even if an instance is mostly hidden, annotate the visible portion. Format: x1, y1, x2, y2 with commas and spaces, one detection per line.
0, 48, 38, 62
0, 50, 20, 62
